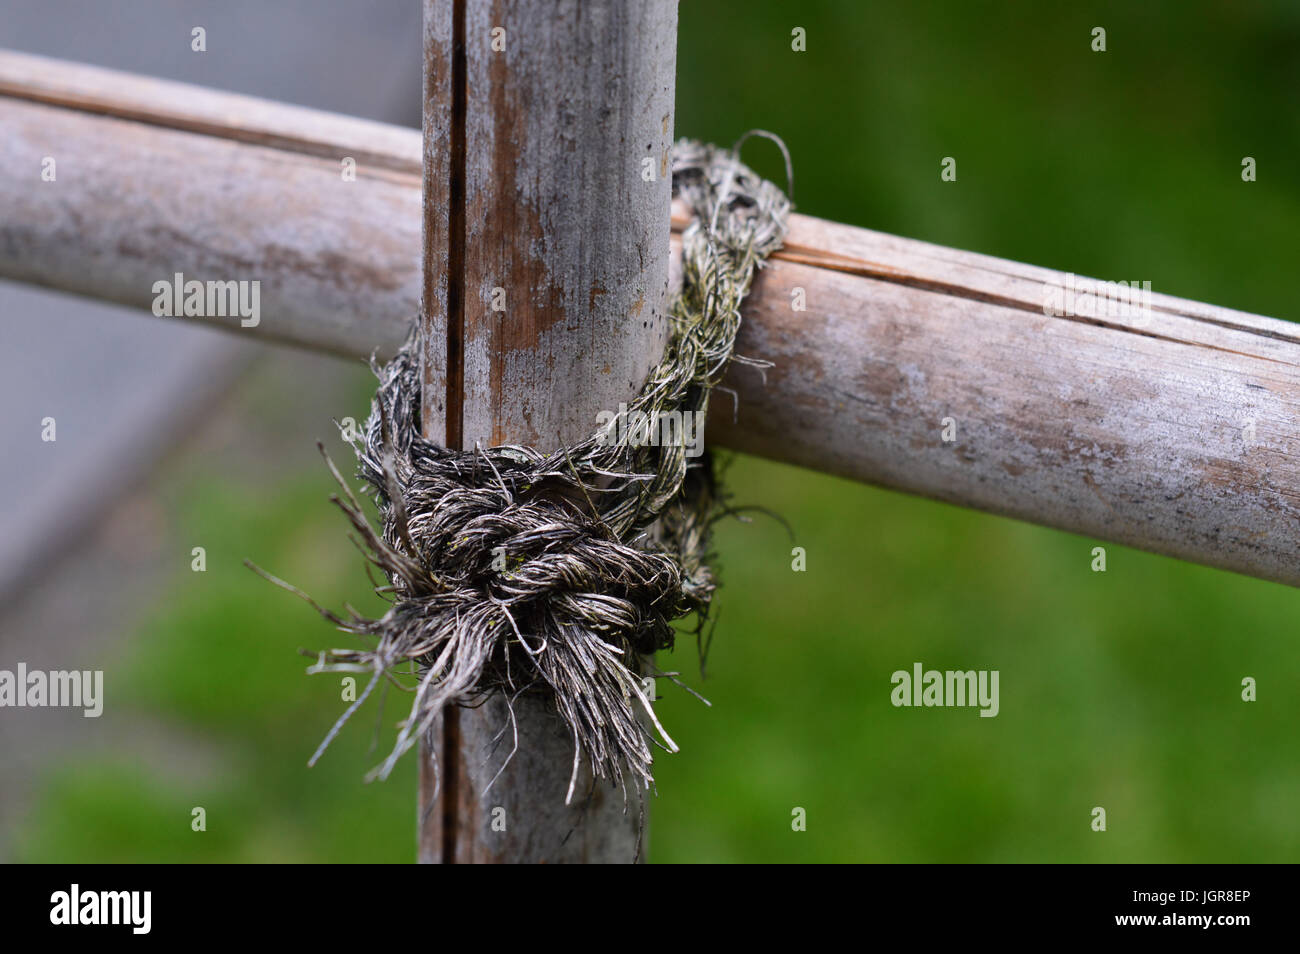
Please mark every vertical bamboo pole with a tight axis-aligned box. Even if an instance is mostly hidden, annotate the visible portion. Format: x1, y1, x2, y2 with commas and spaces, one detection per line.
418, 0, 678, 863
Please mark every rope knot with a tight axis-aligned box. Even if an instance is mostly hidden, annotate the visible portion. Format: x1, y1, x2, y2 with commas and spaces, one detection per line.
259, 136, 791, 797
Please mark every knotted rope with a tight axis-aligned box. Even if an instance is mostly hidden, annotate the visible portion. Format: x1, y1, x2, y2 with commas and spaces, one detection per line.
258, 135, 791, 800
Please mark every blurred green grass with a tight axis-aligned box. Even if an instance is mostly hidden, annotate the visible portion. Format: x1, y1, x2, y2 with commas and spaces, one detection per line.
13, 476, 414, 863
13, 0, 1300, 862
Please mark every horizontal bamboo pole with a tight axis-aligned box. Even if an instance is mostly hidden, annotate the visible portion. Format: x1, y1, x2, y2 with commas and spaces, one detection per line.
3, 50, 1298, 587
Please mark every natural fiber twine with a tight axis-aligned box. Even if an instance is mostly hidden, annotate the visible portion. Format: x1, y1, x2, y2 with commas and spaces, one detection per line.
253, 135, 792, 802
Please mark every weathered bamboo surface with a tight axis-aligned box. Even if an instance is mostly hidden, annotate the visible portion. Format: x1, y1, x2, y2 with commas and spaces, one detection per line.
416, 1, 675, 864
2, 49, 1298, 588
0, 51, 420, 358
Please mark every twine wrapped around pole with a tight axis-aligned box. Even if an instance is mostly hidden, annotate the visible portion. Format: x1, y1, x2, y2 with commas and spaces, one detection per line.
254, 135, 792, 801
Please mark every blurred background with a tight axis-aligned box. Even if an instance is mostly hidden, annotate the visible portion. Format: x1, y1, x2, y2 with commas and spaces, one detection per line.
2, 0, 1298, 862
